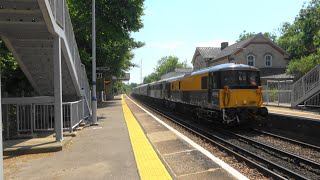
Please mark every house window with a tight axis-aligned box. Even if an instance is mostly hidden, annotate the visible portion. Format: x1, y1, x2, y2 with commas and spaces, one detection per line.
247, 55, 255, 66
265, 54, 272, 67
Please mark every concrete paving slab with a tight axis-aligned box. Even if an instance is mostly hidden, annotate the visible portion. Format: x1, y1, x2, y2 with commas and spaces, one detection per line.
177, 169, 237, 180
163, 150, 221, 176
3, 137, 72, 155
155, 139, 195, 155
147, 131, 178, 142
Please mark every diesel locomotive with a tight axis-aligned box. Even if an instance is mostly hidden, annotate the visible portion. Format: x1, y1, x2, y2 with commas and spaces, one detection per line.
132, 63, 268, 125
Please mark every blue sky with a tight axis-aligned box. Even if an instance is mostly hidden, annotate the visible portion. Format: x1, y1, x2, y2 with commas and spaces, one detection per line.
129, 0, 307, 84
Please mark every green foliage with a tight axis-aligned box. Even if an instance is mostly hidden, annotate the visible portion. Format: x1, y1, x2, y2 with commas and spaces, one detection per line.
143, 72, 158, 84
269, 88, 279, 102
237, 30, 277, 42
67, 0, 145, 79
286, 52, 320, 79
143, 56, 190, 84
277, 0, 320, 59
277, 0, 320, 78
113, 81, 127, 94
0, 41, 33, 95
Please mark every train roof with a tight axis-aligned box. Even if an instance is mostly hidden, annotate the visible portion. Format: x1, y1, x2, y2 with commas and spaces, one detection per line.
134, 63, 259, 88
158, 74, 185, 82
190, 63, 259, 76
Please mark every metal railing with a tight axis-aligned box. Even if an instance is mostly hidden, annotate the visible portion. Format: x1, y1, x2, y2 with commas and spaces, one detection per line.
47, 0, 91, 113
292, 64, 320, 106
2, 98, 89, 137
263, 90, 292, 107
81, 65, 92, 113
304, 91, 320, 107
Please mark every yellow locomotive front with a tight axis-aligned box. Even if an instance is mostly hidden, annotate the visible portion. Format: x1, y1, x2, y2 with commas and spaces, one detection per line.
215, 69, 268, 124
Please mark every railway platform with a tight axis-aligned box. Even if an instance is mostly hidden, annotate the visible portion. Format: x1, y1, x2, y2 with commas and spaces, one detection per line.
263, 105, 320, 144
266, 106, 320, 120
4, 95, 247, 179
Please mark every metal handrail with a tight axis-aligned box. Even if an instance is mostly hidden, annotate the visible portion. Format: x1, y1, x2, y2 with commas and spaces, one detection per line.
47, 0, 91, 114
304, 91, 320, 107
292, 64, 320, 105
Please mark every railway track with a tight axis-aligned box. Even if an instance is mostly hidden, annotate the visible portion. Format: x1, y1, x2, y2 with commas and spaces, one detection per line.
252, 129, 320, 152
131, 96, 320, 179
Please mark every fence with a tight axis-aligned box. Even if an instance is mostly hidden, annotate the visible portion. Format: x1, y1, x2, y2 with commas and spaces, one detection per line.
2, 98, 89, 139
262, 90, 292, 107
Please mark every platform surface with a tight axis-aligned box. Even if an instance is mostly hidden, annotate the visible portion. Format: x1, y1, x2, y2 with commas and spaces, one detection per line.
4, 97, 139, 180
266, 105, 320, 120
3, 136, 72, 155
4, 95, 247, 180
123, 95, 246, 180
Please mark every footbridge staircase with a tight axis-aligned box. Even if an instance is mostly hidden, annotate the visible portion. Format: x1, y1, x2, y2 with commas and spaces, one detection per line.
292, 64, 320, 108
0, 0, 92, 140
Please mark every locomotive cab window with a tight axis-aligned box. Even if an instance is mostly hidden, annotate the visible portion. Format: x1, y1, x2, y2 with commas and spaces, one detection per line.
201, 76, 208, 89
221, 70, 260, 89
212, 73, 219, 89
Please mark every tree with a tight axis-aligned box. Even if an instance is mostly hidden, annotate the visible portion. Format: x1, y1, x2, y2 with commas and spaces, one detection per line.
237, 30, 277, 42
67, 0, 145, 80
0, 41, 33, 96
277, 0, 320, 59
286, 52, 320, 79
143, 56, 190, 83
277, 0, 320, 78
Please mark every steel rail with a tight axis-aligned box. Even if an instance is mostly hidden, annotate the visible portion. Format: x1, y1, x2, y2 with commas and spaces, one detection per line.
253, 129, 320, 151
131, 96, 308, 180
218, 128, 320, 174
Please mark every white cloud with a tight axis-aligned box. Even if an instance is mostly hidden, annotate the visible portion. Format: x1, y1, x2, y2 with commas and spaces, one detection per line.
195, 39, 235, 47
148, 41, 184, 49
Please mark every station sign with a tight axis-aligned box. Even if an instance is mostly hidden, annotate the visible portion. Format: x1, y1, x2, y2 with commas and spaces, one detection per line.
97, 67, 110, 71
112, 73, 130, 81
97, 73, 103, 79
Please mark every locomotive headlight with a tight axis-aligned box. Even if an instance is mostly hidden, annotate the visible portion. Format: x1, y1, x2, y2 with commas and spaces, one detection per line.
242, 100, 247, 105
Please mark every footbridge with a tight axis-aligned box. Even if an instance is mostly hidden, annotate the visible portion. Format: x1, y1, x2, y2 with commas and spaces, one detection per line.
0, 0, 92, 142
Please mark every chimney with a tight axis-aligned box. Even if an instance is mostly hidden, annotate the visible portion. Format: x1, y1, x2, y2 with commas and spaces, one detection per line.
221, 42, 228, 50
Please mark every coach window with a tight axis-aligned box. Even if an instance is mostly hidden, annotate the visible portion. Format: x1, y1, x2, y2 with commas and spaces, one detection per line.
247, 55, 255, 66
265, 54, 272, 67
201, 76, 208, 89
212, 73, 218, 89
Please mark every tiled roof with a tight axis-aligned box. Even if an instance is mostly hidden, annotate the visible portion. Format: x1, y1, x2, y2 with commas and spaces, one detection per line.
197, 47, 221, 59
193, 33, 289, 65
213, 36, 255, 60
175, 68, 193, 73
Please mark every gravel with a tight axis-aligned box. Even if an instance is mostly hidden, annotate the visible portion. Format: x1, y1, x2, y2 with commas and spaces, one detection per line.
126, 96, 268, 180
241, 131, 320, 164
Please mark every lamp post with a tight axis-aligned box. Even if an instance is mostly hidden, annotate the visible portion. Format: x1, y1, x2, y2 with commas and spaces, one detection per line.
91, 0, 98, 125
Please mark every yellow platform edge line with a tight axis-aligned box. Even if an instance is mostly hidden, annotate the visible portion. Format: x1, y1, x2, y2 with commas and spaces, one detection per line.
121, 95, 172, 180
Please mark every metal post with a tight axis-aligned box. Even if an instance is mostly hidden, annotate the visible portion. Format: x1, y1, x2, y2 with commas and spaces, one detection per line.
0, 66, 4, 180
70, 104, 73, 133
278, 80, 280, 106
91, 0, 98, 125
103, 77, 106, 100
54, 37, 63, 141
